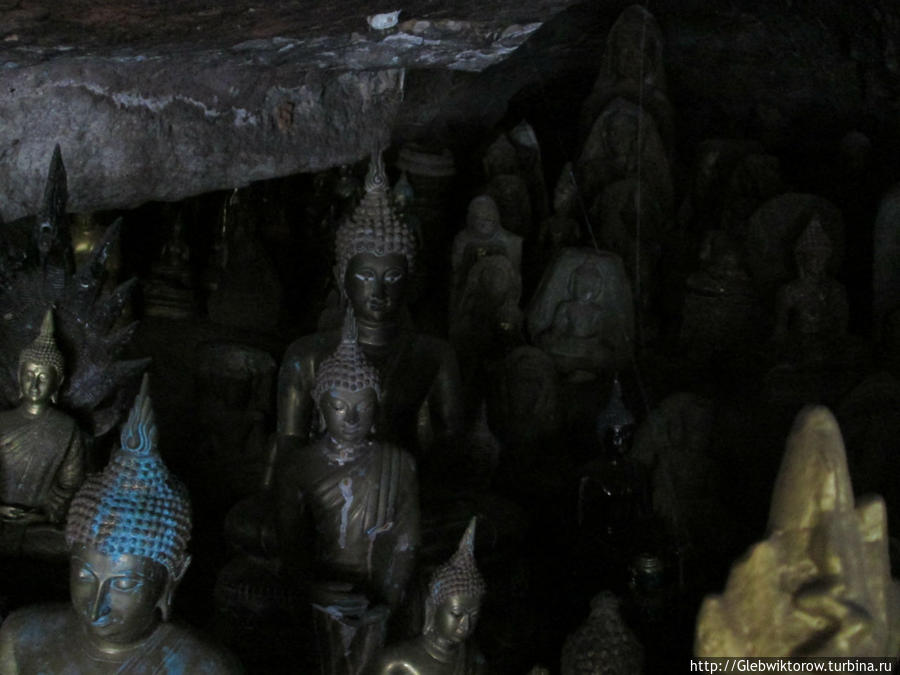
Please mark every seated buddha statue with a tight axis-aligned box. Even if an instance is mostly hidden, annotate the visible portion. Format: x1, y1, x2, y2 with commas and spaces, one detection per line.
532, 256, 631, 380
450, 195, 522, 325
143, 215, 196, 319
772, 216, 850, 366
277, 151, 463, 478
277, 312, 420, 675
0, 309, 85, 559
0, 375, 241, 673
374, 517, 489, 675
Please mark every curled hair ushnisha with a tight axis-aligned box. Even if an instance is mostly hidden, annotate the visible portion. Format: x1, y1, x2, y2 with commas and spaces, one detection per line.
334, 151, 417, 284
794, 216, 832, 254
313, 309, 382, 404
429, 517, 486, 605
65, 375, 191, 578
19, 309, 64, 381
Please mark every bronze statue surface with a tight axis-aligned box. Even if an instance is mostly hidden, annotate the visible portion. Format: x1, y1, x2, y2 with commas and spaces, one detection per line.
374, 518, 488, 675
278, 315, 420, 674
276, 152, 463, 473
0, 376, 241, 673
0, 310, 84, 558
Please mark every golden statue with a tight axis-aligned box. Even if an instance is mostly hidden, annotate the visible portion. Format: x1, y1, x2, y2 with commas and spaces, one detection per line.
374, 517, 488, 675
0, 375, 241, 672
695, 406, 900, 657
0, 309, 85, 558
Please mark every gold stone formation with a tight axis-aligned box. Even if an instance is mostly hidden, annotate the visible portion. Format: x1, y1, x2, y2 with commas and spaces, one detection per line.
695, 406, 900, 657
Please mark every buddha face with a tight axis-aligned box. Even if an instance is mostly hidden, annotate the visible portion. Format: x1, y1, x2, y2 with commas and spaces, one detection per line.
432, 594, 481, 645
18, 360, 60, 405
570, 265, 604, 303
467, 197, 501, 237
344, 252, 407, 325
70, 545, 169, 647
320, 387, 377, 445
604, 424, 635, 455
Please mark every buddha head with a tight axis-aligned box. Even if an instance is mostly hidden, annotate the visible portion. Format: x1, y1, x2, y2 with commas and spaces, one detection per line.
65, 375, 191, 650
466, 195, 502, 238
602, 106, 639, 168
597, 376, 635, 455
424, 517, 486, 649
794, 215, 832, 280
313, 311, 382, 445
18, 309, 64, 408
606, 5, 664, 86
334, 152, 416, 326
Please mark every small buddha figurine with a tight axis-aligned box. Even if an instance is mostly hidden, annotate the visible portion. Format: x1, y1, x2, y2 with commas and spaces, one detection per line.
0, 309, 85, 558
0, 375, 241, 673
374, 517, 488, 675
277, 312, 419, 674
278, 150, 463, 474
772, 216, 850, 365
451, 195, 523, 318
577, 377, 650, 545
143, 215, 196, 319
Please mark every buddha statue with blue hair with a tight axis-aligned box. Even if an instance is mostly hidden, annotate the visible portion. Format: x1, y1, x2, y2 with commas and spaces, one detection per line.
0, 375, 241, 673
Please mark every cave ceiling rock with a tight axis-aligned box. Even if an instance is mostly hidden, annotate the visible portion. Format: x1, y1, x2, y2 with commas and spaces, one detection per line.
0, 0, 578, 219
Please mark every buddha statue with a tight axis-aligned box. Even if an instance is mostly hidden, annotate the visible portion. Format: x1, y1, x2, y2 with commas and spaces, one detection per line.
695, 406, 900, 657
529, 250, 634, 381
450, 195, 523, 320
0, 375, 241, 673
483, 133, 534, 240
575, 377, 651, 594
0, 309, 85, 559
577, 97, 673, 216
278, 150, 463, 476
374, 517, 489, 675
577, 4, 672, 152
772, 217, 850, 365
143, 215, 196, 319
276, 313, 419, 674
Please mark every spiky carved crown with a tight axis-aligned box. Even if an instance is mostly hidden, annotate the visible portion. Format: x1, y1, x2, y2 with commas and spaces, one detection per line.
334, 151, 416, 284
19, 309, 64, 381
66, 375, 191, 578
313, 310, 382, 404
429, 517, 487, 604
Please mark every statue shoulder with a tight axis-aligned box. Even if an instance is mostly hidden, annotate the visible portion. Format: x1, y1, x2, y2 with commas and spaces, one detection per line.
0, 604, 74, 670
163, 622, 244, 674
282, 331, 340, 370
372, 639, 426, 675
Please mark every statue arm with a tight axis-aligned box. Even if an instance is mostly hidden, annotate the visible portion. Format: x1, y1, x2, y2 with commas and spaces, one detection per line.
46, 422, 85, 523
274, 456, 313, 587
272, 339, 319, 488
383, 451, 420, 610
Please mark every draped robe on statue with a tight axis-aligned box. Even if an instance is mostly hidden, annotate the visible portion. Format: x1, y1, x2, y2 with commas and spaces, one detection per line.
0, 407, 84, 523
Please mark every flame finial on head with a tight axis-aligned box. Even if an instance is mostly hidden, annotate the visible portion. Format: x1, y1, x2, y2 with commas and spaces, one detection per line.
313, 308, 382, 403
429, 517, 486, 604
19, 308, 65, 381
65, 373, 191, 578
334, 149, 416, 283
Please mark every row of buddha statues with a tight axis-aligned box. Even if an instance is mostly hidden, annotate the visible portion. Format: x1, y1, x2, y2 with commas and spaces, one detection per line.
0, 2, 899, 672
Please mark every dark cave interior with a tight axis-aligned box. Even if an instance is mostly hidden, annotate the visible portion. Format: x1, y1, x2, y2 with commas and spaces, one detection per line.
1, 0, 899, 672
